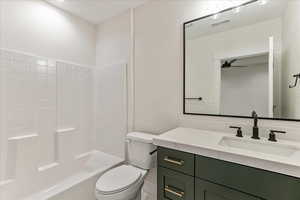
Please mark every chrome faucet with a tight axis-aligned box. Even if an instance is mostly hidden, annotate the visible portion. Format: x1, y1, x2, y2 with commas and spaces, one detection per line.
251, 111, 260, 139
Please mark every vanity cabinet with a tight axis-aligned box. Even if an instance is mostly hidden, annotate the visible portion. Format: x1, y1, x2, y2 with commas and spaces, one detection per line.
157, 147, 300, 200
195, 178, 260, 200
157, 146, 194, 176
158, 167, 194, 200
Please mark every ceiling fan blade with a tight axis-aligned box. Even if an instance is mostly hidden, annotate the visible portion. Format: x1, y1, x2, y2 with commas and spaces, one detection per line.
231, 65, 248, 68
229, 59, 237, 65
221, 65, 230, 68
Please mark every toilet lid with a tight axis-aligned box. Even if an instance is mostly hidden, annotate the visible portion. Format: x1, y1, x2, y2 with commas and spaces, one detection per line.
96, 165, 142, 194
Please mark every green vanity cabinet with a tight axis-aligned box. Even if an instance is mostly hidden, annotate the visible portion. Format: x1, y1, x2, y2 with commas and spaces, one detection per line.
195, 155, 300, 200
195, 178, 260, 200
157, 147, 300, 200
158, 167, 195, 200
157, 146, 195, 176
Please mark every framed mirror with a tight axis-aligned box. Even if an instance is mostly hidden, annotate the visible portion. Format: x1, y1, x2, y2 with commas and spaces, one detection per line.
183, 0, 300, 121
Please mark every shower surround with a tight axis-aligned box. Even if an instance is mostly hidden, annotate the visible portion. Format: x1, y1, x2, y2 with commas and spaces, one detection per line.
0, 49, 124, 200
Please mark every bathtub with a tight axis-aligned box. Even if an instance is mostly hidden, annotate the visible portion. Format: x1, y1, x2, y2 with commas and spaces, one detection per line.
23, 151, 124, 200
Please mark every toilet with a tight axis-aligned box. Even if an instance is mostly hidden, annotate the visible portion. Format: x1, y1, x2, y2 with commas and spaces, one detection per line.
95, 132, 156, 200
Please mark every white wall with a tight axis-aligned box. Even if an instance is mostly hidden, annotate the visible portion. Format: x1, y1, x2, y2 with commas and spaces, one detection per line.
0, 1, 96, 199
0, 0, 96, 65
95, 11, 131, 158
185, 36, 220, 114
94, 64, 128, 159
185, 19, 282, 116
221, 64, 269, 116
96, 11, 131, 66
282, 1, 300, 119
133, 0, 248, 133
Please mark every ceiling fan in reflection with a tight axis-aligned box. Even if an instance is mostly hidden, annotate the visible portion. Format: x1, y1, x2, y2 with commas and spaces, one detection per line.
221, 59, 248, 69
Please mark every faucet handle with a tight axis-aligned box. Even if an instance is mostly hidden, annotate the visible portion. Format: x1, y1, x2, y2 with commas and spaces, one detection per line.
229, 126, 243, 137
268, 130, 286, 142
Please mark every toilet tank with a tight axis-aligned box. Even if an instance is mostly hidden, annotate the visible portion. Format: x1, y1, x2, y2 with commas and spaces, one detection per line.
126, 132, 156, 170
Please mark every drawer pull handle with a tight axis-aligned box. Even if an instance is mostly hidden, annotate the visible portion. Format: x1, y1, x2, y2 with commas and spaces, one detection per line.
164, 185, 184, 198
164, 157, 184, 166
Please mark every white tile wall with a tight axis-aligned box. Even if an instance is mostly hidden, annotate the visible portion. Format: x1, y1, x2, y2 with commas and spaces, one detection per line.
0, 49, 95, 199
56, 62, 93, 162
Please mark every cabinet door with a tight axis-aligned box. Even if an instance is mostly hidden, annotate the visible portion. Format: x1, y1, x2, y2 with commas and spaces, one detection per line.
158, 147, 195, 176
158, 167, 194, 200
196, 155, 300, 200
195, 179, 261, 200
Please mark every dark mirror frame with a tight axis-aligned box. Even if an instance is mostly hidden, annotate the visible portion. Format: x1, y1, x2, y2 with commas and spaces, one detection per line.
183, 0, 300, 122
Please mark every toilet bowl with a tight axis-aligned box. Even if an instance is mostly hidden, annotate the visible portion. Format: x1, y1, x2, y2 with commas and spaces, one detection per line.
95, 132, 156, 200
95, 165, 147, 200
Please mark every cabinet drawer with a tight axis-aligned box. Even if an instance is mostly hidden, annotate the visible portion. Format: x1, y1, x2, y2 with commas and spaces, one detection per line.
196, 155, 300, 200
158, 167, 194, 200
158, 147, 195, 176
195, 178, 260, 200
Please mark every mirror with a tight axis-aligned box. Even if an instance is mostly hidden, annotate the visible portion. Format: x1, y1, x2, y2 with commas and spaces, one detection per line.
184, 0, 300, 121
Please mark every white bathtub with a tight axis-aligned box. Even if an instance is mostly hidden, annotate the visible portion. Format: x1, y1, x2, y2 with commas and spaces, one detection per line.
23, 151, 124, 200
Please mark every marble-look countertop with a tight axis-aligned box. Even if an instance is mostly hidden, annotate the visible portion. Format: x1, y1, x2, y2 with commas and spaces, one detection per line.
153, 127, 300, 178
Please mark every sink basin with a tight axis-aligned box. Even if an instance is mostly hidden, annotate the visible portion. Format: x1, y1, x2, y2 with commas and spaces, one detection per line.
219, 136, 299, 157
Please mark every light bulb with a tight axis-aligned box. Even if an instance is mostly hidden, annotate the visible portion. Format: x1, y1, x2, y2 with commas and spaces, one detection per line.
234, 7, 241, 13
260, 0, 268, 5
213, 13, 219, 20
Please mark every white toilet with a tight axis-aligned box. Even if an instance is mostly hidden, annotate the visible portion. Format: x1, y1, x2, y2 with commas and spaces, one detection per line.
95, 132, 156, 200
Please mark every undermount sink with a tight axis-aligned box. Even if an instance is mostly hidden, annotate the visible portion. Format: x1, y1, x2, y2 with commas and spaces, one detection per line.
219, 136, 299, 157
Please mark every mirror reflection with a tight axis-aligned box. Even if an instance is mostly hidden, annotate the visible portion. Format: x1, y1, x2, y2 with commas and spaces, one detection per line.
184, 0, 300, 120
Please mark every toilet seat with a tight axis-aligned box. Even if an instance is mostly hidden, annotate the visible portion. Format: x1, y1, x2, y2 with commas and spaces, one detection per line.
96, 165, 142, 195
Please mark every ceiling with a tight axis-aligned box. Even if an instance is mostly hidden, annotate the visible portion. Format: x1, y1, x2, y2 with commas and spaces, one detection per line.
46, 0, 147, 24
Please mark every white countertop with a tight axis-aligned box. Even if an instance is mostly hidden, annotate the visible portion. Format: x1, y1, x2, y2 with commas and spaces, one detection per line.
153, 127, 300, 178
